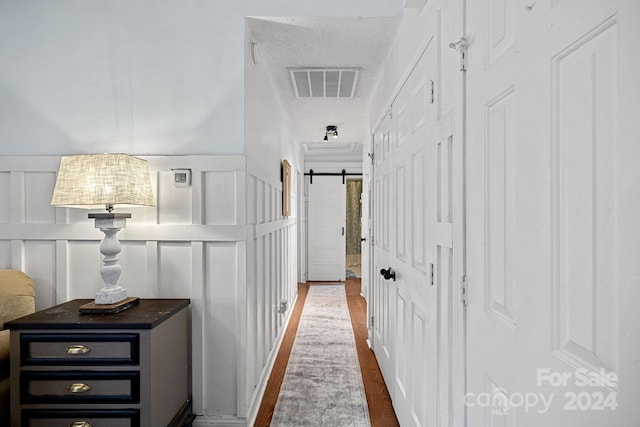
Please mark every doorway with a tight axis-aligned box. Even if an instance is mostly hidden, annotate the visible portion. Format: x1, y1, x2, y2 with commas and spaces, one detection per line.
345, 179, 362, 279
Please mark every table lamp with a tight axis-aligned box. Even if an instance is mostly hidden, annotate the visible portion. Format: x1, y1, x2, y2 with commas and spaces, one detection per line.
51, 154, 155, 313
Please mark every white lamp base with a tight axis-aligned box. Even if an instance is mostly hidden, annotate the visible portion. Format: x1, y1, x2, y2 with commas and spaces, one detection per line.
95, 287, 128, 304
88, 212, 132, 306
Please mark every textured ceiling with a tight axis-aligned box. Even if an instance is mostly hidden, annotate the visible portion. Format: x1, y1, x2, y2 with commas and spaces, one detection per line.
247, 17, 401, 158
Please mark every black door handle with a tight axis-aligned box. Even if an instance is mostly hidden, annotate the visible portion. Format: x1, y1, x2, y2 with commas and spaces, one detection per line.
361, 237, 366, 242
379, 267, 396, 281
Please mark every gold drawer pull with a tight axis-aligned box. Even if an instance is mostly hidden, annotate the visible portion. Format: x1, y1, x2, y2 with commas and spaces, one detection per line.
67, 383, 91, 393
69, 422, 92, 427
66, 345, 91, 355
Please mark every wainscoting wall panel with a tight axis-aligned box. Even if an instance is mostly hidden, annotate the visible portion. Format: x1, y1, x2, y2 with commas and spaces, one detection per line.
0, 173, 9, 222
157, 241, 194, 298
244, 158, 298, 423
0, 155, 294, 425
24, 240, 57, 310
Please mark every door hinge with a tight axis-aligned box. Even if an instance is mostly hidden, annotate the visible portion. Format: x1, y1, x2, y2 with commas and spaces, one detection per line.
449, 38, 468, 71
371, 315, 374, 327
430, 80, 435, 104
461, 275, 468, 306
368, 152, 374, 163
430, 263, 435, 286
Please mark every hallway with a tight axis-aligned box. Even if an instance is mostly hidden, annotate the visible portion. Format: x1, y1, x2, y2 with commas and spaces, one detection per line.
254, 279, 398, 426
0, 1, 636, 425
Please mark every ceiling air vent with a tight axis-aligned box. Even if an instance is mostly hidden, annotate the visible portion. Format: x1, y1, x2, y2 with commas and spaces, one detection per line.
303, 142, 358, 154
289, 68, 360, 99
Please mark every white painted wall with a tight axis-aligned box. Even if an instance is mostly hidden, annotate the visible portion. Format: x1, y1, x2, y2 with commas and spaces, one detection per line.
0, 0, 402, 156
243, 19, 304, 425
0, 39, 303, 427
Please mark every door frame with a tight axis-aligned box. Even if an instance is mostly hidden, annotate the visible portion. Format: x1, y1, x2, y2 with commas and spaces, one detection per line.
345, 177, 363, 279
364, 131, 375, 348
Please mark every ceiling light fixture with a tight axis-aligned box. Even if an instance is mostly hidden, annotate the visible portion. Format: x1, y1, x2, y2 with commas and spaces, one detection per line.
324, 125, 338, 141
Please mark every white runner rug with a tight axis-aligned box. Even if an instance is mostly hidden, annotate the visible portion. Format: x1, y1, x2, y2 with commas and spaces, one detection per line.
271, 284, 371, 426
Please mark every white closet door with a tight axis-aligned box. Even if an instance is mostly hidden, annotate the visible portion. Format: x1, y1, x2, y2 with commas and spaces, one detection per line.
466, 0, 640, 424
370, 1, 464, 424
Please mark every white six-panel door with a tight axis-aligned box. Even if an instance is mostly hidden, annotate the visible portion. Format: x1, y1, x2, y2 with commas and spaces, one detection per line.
372, 113, 397, 400
465, 0, 640, 424
371, 0, 465, 424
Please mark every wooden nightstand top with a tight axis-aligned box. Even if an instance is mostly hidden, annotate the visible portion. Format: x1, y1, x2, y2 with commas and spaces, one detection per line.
6, 298, 190, 330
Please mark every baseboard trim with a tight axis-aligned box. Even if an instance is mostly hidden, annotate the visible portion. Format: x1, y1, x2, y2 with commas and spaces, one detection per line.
192, 416, 247, 426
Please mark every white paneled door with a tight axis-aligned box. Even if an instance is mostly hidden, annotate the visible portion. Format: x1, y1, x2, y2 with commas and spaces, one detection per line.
371, 0, 464, 425
466, 0, 640, 424
308, 176, 346, 281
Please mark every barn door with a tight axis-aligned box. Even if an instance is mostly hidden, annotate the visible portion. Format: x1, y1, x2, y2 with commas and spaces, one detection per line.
308, 176, 346, 281
466, 0, 640, 424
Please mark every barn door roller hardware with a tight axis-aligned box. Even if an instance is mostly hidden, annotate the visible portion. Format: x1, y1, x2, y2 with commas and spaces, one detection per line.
305, 169, 362, 184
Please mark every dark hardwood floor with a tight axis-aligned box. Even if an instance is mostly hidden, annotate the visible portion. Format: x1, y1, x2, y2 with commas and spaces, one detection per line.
345, 279, 399, 427
253, 282, 310, 426
254, 279, 399, 427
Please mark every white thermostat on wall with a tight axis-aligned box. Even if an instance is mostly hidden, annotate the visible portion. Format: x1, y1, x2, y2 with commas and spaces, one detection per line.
172, 168, 192, 187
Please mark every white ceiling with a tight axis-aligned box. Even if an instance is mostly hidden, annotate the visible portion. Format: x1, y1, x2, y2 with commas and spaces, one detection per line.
247, 16, 401, 159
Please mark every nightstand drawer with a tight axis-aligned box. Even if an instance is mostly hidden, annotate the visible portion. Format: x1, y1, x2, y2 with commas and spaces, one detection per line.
22, 371, 140, 404
22, 409, 139, 427
21, 333, 139, 365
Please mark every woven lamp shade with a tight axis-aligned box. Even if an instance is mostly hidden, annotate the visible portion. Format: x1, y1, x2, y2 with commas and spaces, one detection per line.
51, 154, 155, 209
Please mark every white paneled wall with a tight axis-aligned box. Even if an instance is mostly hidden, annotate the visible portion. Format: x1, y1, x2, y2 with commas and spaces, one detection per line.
244, 160, 298, 423
0, 155, 294, 425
